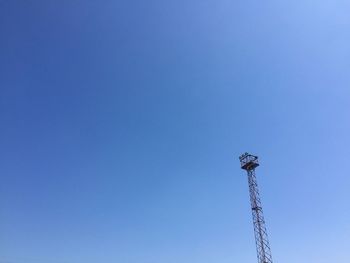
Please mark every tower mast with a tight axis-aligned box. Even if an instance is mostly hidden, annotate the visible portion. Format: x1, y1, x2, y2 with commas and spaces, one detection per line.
239, 153, 273, 263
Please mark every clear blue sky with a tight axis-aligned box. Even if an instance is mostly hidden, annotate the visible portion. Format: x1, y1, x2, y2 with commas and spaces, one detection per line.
1, 1, 350, 263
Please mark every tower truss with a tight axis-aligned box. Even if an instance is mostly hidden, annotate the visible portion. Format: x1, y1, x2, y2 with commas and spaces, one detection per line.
239, 153, 273, 263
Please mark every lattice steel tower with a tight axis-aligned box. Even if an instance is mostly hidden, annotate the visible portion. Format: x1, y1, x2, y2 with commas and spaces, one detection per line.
239, 153, 273, 263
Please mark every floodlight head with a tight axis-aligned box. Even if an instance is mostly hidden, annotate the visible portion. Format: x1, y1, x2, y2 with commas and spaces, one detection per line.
239, 153, 259, 170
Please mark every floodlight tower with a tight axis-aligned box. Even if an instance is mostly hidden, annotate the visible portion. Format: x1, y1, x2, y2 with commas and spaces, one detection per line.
239, 153, 273, 263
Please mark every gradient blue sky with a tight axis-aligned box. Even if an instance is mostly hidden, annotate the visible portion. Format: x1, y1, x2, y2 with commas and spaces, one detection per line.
1, 1, 350, 263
